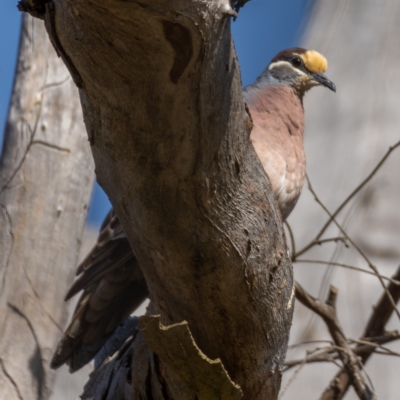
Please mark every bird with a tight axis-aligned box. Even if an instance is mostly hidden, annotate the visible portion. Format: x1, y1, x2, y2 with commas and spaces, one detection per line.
244, 48, 335, 219
50, 48, 335, 372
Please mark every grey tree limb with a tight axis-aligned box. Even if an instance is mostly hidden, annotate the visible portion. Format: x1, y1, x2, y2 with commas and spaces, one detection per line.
0, 14, 94, 400
295, 283, 377, 400
319, 266, 400, 400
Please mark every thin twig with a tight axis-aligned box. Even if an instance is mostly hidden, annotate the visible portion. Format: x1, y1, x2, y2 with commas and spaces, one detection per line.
313, 237, 348, 247
295, 282, 378, 399
349, 339, 400, 358
292, 236, 348, 262
280, 348, 313, 398
305, 176, 400, 320
295, 259, 400, 286
288, 339, 333, 349
285, 334, 400, 371
320, 265, 400, 400
295, 141, 400, 259
285, 346, 340, 371
285, 221, 296, 259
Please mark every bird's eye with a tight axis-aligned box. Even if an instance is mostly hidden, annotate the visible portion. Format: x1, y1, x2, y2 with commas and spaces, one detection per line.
292, 57, 302, 68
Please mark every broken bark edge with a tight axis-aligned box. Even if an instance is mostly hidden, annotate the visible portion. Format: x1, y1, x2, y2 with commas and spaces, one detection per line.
17, 0, 47, 19
140, 315, 243, 400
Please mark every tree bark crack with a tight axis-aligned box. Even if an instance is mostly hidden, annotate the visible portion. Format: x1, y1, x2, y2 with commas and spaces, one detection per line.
31, 140, 71, 153
44, 2, 83, 88
0, 358, 25, 400
19, 261, 64, 333
162, 21, 194, 84
38, 75, 70, 91
7, 303, 47, 400
0, 204, 14, 292
0, 100, 42, 194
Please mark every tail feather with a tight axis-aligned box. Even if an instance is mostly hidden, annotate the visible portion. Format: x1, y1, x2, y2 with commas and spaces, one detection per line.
51, 209, 149, 372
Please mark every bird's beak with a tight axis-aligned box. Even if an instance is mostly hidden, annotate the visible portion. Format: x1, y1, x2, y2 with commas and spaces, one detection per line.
312, 73, 336, 92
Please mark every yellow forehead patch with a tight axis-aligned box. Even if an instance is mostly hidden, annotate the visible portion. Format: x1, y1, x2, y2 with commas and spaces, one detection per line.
300, 50, 328, 73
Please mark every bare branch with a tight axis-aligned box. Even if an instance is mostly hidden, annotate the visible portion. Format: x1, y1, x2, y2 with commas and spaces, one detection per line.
280, 352, 309, 398
320, 265, 400, 400
295, 141, 400, 259
295, 282, 378, 400
295, 259, 400, 285
284, 346, 340, 371
285, 334, 400, 371
313, 237, 348, 247
288, 340, 333, 349
349, 339, 400, 358
305, 175, 400, 320
285, 222, 296, 259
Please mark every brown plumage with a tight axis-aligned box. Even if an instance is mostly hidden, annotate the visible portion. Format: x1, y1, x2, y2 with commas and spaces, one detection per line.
51, 48, 335, 372
50, 210, 148, 371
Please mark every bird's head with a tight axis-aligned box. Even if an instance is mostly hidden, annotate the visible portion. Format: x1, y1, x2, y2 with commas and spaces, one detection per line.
264, 48, 336, 96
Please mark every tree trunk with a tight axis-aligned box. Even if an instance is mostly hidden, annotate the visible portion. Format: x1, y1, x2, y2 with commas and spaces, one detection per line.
27, 0, 294, 398
0, 14, 94, 400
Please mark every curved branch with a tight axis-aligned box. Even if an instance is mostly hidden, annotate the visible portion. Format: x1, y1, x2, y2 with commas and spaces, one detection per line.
295, 141, 400, 259
42, 0, 293, 398
295, 282, 378, 400
320, 265, 400, 399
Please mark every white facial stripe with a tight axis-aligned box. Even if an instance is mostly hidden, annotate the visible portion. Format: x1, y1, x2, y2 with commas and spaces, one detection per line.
268, 60, 307, 76
268, 60, 292, 70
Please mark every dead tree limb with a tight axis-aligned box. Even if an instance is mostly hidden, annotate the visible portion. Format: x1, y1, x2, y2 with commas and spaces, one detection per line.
0, 14, 94, 400
320, 266, 400, 400
18, 0, 296, 398
285, 332, 400, 371
295, 282, 377, 400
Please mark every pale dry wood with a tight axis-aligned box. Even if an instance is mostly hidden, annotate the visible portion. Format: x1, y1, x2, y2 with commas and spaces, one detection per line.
0, 15, 94, 400
35, 0, 294, 398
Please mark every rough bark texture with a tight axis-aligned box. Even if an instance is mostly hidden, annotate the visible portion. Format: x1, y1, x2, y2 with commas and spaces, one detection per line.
0, 14, 94, 400
41, 0, 294, 398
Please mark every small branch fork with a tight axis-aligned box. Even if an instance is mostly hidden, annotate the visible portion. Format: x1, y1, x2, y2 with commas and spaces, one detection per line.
305, 175, 400, 320
319, 265, 400, 400
292, 140, 400, 260
295, 282, 378, 400
284, 332, 400, 371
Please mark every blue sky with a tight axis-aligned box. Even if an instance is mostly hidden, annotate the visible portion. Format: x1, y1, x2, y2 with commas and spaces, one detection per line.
0, 0, 311, 225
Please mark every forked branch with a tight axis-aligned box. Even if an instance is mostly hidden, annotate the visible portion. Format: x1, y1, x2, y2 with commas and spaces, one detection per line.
320, 265, 400, 400
294, 141, 400, 260
295, 282, 378, 400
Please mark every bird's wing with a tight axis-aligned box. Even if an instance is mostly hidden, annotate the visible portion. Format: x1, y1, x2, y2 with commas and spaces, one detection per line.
51, 209, 148, 372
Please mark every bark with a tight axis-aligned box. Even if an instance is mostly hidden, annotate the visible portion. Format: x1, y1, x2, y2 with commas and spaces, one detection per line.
0, 14, 94, 400
29, 0, 294, 398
